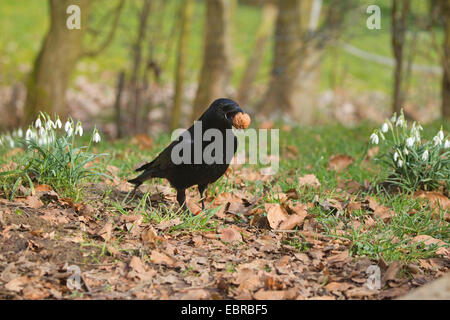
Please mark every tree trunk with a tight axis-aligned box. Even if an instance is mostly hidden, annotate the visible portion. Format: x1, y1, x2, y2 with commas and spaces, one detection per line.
25, 0, 92, 124
191, 0, 232, 121
258, 0, 303, 117
442, 0, 450, 120
129, 0, 152, 134
391, 0, 411, 114
237, 3, 278, 106
171, 0, 195, 130
24, 0, 124, 125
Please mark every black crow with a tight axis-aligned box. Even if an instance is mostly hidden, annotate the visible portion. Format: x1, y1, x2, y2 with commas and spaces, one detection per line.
128, 98, 244, 212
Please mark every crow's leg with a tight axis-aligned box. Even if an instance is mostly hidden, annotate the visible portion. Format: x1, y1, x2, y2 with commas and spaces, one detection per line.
176, 188, 189, 212
198, 184, 207, 210
131, 182, 142, 196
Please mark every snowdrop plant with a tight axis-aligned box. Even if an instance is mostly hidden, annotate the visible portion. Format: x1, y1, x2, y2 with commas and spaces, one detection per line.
0, 113, 107, 200
369, 110, 449, 192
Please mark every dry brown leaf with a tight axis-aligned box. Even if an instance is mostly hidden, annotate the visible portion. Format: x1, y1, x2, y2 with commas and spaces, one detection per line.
235, 268, 262, 292
34, 184, 53, 192
98, 220, 113, 241
134, 133, 153, 149
141, 226, 164, 244
253, 289, 286, 300
346, 287, 379, 299
298, 174, 321, 188
5, 276, 29, 292
22, 286, 49, 299
412, 235, 447, 247
327, 250, 350, 265
220, 227, 242, 243
180, 289, 211, 300
150, 250, 176, 266
129, 256, 147, 274
265, 203, 288, 229
328, 154, 354, 172
383, 261, 402, 283
325, 281, 353, 292
20, 195, 44, 209
278, 214, 304, 230
414, 191, 450, 210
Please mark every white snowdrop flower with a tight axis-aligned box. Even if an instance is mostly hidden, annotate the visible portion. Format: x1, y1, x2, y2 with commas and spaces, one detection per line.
438, 129, 444, 141
370, 133, 379, 145
93, 131, 101, 143
35, 118, 42, 128
396, 118, 404, 127
39, 126, 46, 136
17, 128, 23, 137
397, 160, 403, 168
46, 119, 54, 130
418, 124, 423, 131
394, 151, 399, 161
422, 150, 429, 162
55, 118, 62, 129
391, 114, 397, 123
381, 122, 389, 133
67, 127, 73, 137
26, 128, 33, 140
406, 137, 415, 147
403, 148, 409, 155
9, 139, 14, 148
75, 122, 83, 137
445, 140, 450, 149
65, 120, 72, 132
433, 135, 442, 146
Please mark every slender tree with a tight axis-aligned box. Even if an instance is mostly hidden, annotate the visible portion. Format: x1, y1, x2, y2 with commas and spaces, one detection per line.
191, 0, 232, 121
171, 0, 195, 130
237, 2, 278, 106
25, 0, 124, 124
391, 0, 411, 114
441, 0, 450, 120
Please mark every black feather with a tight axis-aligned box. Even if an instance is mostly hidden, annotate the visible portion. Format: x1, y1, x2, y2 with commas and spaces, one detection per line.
128, 98, 244, 212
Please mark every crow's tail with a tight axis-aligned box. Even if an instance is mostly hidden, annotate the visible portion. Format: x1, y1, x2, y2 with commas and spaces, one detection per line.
128, 170, 154, 186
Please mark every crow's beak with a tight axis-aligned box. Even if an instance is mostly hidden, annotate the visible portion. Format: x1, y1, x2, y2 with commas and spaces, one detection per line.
225, 105, 244, 126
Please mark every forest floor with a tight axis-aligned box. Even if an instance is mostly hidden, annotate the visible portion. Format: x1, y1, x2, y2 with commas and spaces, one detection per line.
0, 123, 448, 300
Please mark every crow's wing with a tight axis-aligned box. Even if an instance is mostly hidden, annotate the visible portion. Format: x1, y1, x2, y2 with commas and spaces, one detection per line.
135, 134, 193, 175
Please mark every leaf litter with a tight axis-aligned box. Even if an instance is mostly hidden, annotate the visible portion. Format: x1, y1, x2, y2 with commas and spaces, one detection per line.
0, 157, 448, 300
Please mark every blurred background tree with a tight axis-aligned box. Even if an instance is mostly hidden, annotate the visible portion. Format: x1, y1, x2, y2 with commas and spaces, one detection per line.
0, 0, 448, 135
24, 0, 124, 124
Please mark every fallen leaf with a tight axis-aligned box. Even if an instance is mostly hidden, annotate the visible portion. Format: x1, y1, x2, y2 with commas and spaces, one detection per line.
220, 227, 242, 243
278, 214, 304, 230
141, 226, 164, 244
253, 289, 286, 300
265, 203, 288, 229
5, 276, 29, 292
150, 250, 176, 266
298, 174, 321, 188
414, 191, 450, 211
325, 281, 353, 292
328, 154, 354, 172
134, 133, 153, 149
129, 256, 147, 274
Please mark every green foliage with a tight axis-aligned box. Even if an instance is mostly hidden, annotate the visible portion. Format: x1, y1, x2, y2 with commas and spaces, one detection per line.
0, 114, 107, 201
370, 111, 450, 192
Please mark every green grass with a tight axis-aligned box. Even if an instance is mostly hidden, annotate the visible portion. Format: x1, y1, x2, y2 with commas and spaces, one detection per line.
1, 120, 448, 263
